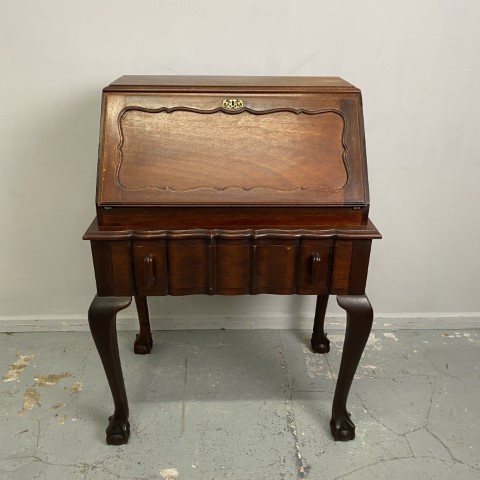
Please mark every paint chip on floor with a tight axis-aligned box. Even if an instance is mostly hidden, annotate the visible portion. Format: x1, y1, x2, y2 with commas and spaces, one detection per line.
366, 333, 383, 351
383, 332, 399, 342
69, 382, 82, 394
2, 353, 34, 382
34, 373, 72, 387
160, 468, 179, 479
57, 414, 67, 425
18, 387, 40, 416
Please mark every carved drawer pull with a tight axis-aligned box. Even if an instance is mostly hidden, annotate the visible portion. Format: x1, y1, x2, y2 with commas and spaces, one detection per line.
144, 254, 155, 287
311, 252, 321, 286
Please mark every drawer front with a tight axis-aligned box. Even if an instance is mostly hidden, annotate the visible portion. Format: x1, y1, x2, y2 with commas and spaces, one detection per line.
167, 240, 211, 295
215, 245, 250, 295
132, 239, 332, 295
254, 244, 298, 294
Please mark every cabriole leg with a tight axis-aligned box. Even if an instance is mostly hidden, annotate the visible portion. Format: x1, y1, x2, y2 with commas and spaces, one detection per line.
134, 295, 153, 354
88, 295, 132, 445
311, 294, 330, 353
331, 295, 373, 441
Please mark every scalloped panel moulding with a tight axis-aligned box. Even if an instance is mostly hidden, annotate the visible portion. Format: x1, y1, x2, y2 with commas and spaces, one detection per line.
116, 107, 349, 195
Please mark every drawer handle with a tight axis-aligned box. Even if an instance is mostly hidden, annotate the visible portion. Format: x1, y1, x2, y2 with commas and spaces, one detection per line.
311, 252, 321, 286
144, 254, 155, 287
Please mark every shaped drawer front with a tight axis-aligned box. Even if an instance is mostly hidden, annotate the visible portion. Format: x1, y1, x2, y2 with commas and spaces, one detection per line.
132, 237, 332, 296
254, 241, 298, 294
167, 239, 211, 295
215, 240, 250, 295
254, 239, 332, 294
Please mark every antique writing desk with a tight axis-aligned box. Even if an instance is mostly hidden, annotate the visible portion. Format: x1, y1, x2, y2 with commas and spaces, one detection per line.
84, 75, 381, 445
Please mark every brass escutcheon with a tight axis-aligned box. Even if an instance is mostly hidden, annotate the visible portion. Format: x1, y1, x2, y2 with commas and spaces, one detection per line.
222, 98, 244, 110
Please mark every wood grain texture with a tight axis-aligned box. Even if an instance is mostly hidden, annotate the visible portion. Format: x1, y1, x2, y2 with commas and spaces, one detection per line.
167, 239, 211, 295
106, 75, 359, 93
329, 240, 353, 295
88, 296, 132, 445
91, 240, 134, 296
84, 218, 381, 241
332, 295, 373, 441
85, 76, 381, 444
97, 90, 367, 206
116, 108, 347, 197
97, 206, 368, 230
215, 244, 250, 295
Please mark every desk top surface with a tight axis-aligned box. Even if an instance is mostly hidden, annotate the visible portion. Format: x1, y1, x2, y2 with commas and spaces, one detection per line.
105, 75, 360, 93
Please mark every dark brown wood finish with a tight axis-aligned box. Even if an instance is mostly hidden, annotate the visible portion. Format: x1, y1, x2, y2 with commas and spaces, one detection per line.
97, 206, 369, 229
98, 93, 366, 207
332, 295, 374, 440
133, 295, 153, 354
311, 295, 331, 354
88, 295, 132, 445
85, 75, 381, 445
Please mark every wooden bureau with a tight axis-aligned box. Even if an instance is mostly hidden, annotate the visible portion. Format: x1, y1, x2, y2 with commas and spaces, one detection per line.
84, 75, 381, 445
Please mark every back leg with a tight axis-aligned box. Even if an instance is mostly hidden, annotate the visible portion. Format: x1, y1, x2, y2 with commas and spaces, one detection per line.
133, 295, 153, 354
311, 295, 330, 353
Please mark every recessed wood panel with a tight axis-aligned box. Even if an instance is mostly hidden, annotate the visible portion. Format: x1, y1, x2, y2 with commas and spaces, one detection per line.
118, 109, 346, 195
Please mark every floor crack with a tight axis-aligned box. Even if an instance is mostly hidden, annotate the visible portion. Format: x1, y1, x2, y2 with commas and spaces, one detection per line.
424, 354, 480, 391
425, 378, 437, 428
278, 332, 311, 479
181, 354, 188, 435
356, 393, 400, 438
331, 456, 421, 480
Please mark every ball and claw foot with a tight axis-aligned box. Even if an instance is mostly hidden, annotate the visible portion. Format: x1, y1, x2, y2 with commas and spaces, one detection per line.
330, 411, 355, 441
311, 334, 330, 354
106, 414, 130, 445
134, 333, 153, 355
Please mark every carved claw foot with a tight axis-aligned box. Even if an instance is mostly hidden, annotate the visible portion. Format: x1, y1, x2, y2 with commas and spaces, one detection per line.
311, 333, 330, 354
106, 414, 130, 445
134, 333, 153, 355
330, 410, 355, 441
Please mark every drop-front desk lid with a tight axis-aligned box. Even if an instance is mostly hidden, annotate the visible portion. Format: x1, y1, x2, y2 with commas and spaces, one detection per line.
97, 76, 369, 208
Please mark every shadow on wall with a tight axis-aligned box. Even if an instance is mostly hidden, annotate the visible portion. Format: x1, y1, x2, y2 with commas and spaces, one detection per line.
5, 89, 102, 313
145, 295, 315, 330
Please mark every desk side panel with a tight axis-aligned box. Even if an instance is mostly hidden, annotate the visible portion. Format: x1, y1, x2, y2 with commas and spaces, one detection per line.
91, 240, 135, 296
329, 240, 372, 295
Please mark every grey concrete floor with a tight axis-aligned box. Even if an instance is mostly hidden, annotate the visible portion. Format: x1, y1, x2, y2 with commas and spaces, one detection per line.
0, 328, 479, 480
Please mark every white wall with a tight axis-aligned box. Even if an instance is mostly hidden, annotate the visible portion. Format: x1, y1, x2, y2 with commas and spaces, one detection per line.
1, 0, 479, 325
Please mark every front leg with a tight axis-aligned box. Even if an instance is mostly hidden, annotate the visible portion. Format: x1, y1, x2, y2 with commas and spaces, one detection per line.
331, 295, 373, 441
88, 295, 132, 445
